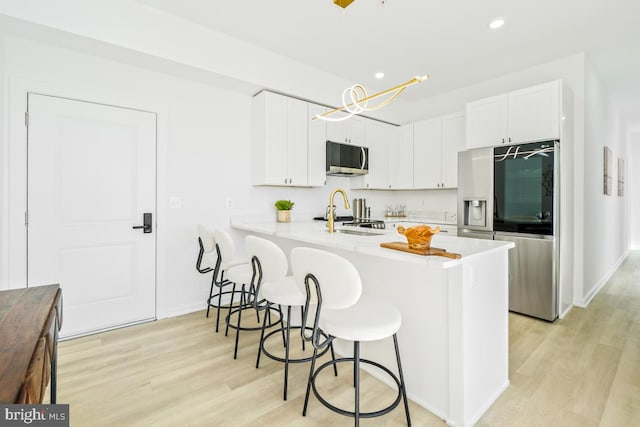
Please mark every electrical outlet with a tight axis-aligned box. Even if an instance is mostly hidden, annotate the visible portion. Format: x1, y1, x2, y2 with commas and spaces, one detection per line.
226, 198, 233, 209
169, 196, 181, 209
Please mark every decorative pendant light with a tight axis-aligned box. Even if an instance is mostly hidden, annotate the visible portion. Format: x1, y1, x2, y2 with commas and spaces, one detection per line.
312, 75, 430, 122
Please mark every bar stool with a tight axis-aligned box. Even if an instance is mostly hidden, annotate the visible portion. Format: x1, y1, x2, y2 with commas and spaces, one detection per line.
223, 232, 280, 359
291, 247, 411, 427
195, 225, 247, 332
248, 236, 335, 400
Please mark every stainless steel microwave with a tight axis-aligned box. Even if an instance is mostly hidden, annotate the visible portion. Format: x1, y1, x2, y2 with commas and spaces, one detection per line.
325, 141, 369, 176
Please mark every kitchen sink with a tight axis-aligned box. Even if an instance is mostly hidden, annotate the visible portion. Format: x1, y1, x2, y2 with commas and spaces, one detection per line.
336, 228, 384, 236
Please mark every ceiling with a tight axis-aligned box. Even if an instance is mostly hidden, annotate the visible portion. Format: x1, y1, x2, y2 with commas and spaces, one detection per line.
133, 0, 640, 108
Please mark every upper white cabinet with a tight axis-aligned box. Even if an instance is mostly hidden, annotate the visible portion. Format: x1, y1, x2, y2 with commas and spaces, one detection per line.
353, 121, 391, 189
413, 113, 465, 189
441, 113, 465, 188
307, 103, 327, 187
413, 118, 442, 189
326, 115, 365, 146
252, 91, 322, 187
394, 124, 414, 189
465, 80, 561, 149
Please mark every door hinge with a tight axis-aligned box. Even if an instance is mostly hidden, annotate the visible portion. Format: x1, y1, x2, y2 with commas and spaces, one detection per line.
25, 112, 29, 127
25, 211, 29, 226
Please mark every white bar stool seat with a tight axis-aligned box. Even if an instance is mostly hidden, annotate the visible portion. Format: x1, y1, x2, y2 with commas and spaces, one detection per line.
321, 297, 401, 342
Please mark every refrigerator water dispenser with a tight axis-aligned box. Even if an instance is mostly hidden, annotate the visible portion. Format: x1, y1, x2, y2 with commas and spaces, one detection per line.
464, 200, 487, 227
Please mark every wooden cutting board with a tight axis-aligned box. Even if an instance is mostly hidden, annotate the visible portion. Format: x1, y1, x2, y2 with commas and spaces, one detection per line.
380, 242, 462, 259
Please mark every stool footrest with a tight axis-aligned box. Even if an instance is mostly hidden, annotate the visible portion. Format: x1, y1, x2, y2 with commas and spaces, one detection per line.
311, 357, 403, 419
260, 326, 330, 364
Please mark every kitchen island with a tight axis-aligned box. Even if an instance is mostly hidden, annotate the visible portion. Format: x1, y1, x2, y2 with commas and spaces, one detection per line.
231, 219, 513, 427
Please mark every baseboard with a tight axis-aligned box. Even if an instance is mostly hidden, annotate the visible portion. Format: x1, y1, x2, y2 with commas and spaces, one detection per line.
160, 303, 206, 319
559, 303, 573, 319
445, 380, 510, 427
575, 250, 628, 308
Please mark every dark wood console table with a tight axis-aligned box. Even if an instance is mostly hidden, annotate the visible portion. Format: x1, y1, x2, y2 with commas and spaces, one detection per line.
0, 284, 62, 403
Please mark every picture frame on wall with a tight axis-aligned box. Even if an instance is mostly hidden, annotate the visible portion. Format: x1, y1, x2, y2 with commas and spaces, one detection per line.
603, 146, 613, 196
618, 158, 625, 196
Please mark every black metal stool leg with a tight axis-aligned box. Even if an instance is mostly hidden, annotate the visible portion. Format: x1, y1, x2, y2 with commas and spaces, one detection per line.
354, 341, 360, 427
394, 334, 412, 427
279, 305, 286, 346
300, 306, 306, 351
303, 347, 319, 416
215, 283, 223, 332
225, 284, 237, 337
233, 284, 245, 359
255, 304, 270, 368
206, 276, 216, 318
330, 342, 338, 376
284, 305, 292, 400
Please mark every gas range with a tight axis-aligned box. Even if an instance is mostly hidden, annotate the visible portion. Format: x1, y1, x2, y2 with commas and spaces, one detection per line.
312, 216, 386, 230
341, 219, 386, 230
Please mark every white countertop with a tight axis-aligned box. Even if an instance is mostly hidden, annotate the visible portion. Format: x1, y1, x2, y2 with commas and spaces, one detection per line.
231, 219, 512, 268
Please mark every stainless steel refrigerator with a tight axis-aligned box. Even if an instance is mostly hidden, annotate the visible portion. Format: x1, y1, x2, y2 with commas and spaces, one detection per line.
457, 142, 559, 321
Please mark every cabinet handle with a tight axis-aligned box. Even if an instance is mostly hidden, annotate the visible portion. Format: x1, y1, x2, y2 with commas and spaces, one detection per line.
501, 138, 505, 144
284, 178, 287, 184
509, 137, 512, 143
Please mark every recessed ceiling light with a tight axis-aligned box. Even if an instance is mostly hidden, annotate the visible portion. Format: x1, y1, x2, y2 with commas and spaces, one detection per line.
375, 71, 385, 79
489, 17, 505, 30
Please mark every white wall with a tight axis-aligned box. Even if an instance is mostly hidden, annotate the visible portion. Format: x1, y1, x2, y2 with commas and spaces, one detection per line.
628, 131, 640, 248
579, 59, 629, 305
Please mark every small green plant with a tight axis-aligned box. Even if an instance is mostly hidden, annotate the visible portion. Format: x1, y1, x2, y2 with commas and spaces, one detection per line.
274, 200, 295, 210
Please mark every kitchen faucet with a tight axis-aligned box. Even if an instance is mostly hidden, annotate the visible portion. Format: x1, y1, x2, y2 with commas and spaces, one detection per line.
327, 188, 350, 233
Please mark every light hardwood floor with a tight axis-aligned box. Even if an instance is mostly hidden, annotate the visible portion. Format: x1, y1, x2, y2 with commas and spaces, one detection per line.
54, 253, 640, 426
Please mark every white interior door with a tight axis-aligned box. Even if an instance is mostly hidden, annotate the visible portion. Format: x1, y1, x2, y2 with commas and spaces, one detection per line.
27, 93, 157, 338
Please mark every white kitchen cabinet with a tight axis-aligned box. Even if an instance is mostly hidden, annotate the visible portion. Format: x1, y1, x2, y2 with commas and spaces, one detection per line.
465, 80, 561, 149
395, 124, 414, 189
326, 115, 365, 146
441, 112, 465, 188
252, 91, 315, 186
413, 117, 442, 188
307, 103, 327, 187
355, 120, 389, 189
413, 113, 464, 189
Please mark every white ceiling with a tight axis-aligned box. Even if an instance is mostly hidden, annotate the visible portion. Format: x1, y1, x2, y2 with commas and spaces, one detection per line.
134, 0, 640, 106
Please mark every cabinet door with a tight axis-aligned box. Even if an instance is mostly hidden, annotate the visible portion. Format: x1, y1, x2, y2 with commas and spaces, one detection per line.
396, 124, 414, 189
307, 103, 327, 187
413, 118, 442, 188
326, 115, 365, 145
387, 136, 399, 189
346, 116, 366, 146
465, 94, 508, 149
263, 92, 288, 185
441, 113, 465, 188
362, 121, 388, 189
286, 98, 308, 185
507, 80, 560, 143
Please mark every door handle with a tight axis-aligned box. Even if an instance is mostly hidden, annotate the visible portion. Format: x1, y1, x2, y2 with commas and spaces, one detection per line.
132, 213, 152, 233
